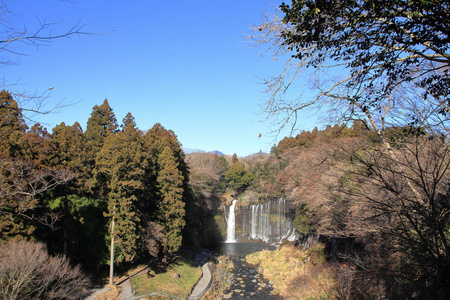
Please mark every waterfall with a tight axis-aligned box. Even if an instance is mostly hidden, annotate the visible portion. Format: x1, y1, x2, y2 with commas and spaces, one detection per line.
226, 200, 237, 243
229, 198, 296, 244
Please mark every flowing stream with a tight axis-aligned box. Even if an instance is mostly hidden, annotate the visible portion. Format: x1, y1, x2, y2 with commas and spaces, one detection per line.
213, 198, 296, 299
210, 242, 280, 299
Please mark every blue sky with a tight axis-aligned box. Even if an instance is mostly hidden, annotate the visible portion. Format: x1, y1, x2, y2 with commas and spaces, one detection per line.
3, 0, 318, 156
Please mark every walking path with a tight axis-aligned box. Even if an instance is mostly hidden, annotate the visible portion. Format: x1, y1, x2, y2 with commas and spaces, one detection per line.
188, 261, 212, 300
86, 250, 212, 300
85, 286, 111, 300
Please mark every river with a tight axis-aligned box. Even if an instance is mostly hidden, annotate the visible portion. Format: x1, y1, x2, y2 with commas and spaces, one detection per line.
209, 242, 281, 299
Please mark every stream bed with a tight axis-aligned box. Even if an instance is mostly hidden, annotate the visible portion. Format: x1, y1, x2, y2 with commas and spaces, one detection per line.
209, 242, 281, 299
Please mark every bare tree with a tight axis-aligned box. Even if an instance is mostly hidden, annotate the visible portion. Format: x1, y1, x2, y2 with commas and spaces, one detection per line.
0, 240, 90, 300
142, 221, 165, 259
0, 0, 89, 117
247, 3, 449, 137
0, 157, 75, 231
335, 135, 450, 298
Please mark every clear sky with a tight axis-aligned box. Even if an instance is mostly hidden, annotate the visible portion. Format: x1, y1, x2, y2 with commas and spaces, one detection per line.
3, 0, 317, 157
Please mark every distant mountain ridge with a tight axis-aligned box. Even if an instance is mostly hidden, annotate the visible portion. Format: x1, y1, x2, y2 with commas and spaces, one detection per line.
183, 147, 269, 158
182, 147, 225, 156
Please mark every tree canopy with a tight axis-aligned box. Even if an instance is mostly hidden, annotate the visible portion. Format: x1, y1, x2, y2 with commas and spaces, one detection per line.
281, 0, 449, 101
250, 0, 449, 135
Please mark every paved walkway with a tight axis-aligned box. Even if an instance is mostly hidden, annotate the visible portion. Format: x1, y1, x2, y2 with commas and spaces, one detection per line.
85, 286, 112, 300
187, 250, 213, 300
86, 251, 212, 300
119, 278, 135, 300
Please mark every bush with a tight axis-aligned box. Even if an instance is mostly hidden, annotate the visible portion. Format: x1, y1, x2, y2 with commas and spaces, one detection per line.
0, 240, 90, 300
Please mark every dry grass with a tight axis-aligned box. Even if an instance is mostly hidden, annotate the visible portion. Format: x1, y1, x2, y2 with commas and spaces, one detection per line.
246, 243, 336, 299
202, 255, 233, 300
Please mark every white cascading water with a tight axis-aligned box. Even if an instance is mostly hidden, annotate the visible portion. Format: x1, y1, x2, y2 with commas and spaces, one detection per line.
246, 198, 297, 243
226, 200, 237, 243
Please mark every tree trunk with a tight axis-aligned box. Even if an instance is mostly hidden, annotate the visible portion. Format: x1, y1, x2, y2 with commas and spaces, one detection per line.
109, 217, 115, 285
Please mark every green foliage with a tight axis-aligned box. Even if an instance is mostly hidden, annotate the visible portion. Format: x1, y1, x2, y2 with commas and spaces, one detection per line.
280, 0, 449, 104
52, 122, 86, 170
132, 255, 201, 298
224, 159, 255, 194
156, 146, 186, 257
42, 194, 108, 272
95, 114, 146, 264
85, 99, 119, 193
1, 92, 191, 278
0, 90, 27, 157
292, 204, 311, 236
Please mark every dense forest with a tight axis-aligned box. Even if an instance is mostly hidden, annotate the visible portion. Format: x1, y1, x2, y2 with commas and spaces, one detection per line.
0, 93, 196, 297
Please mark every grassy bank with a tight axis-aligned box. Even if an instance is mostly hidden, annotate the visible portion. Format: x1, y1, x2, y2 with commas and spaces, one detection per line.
246, 243, 336, 299
131, 256, 201, 299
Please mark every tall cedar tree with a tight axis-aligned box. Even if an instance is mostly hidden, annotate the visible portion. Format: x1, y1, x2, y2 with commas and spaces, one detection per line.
94, 112, 146, 264
0, 90, 27, 157
143, 123, 189, 215
156, 146, 185, 259
22, 124, 56, 167
144, 123, 193, 253
85, 99, 118, 194
0, 91, 28, 236
52, 122, 88, 189
48, 122, 107, 270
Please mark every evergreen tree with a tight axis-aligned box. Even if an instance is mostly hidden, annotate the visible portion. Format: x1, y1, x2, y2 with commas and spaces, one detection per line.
0, 90, 28, 157
22, 123, 56, 167
225, 160, 255, 195
94, 112, 145, 283
52, 122, 87, 179
48, 122, 107, 272
231, 153, 239, 164
0, 91, 73, 238
156, 146, 185, 259
85, 99, 118, 184
85, 99, 118, 149
143, 123, 189, 216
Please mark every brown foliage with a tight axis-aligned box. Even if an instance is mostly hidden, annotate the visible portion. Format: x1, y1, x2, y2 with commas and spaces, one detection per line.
185, 152, 225, 195
0, 157, 74, 234
0, 240, 90, 300
143, 221, 165, 259
253, 132, 450, 297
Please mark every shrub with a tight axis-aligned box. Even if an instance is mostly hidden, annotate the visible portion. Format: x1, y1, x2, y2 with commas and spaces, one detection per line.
0, 240, 90, 300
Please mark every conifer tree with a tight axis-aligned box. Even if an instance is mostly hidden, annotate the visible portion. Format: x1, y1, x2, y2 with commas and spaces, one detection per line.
94, 112, 145, 283
52, 122, 86, 178
49, 122, 107, 269
143, 123, 189, 216
0, 91, 73, 238
0, 90, 28, 157
225, 159, 255, 195
85, 99, 118, 192
22, 123, 56, 167
156, 146, 185, 259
